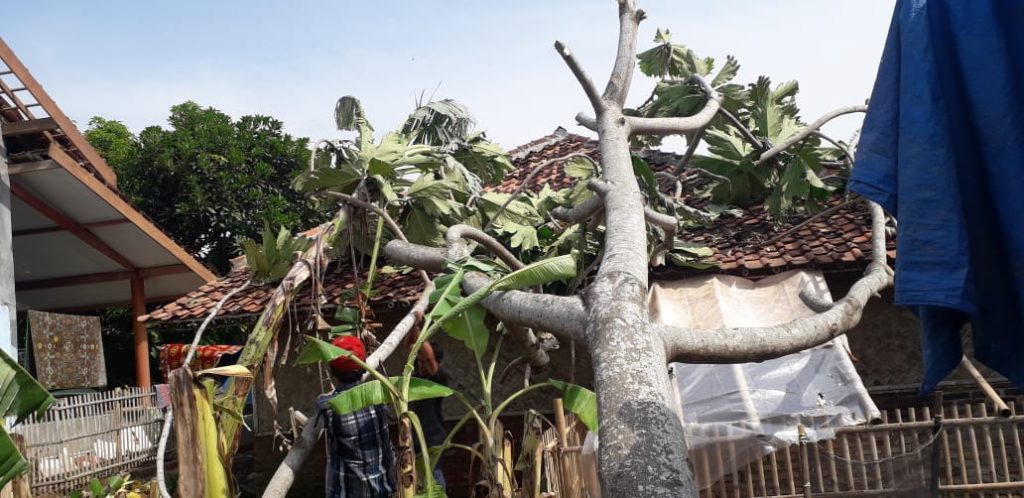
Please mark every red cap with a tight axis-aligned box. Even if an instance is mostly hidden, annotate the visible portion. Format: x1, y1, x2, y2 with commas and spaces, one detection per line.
330, 335, 366, 373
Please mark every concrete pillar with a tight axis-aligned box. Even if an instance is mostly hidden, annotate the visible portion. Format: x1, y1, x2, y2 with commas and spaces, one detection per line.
0, 121, 18, 359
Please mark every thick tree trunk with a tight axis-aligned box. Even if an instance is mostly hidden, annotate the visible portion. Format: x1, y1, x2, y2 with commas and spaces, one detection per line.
586, 113, 697, 496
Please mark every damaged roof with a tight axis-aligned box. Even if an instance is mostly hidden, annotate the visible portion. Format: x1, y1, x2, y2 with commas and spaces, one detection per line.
143, 128, 893, 326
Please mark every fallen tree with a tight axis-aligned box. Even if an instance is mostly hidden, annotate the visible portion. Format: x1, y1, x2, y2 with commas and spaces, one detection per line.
179, 2, 891, 496
378, 2, 891, 496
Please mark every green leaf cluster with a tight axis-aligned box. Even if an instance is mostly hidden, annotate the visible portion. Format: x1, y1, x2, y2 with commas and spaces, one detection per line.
84, 103, 327, 273
632, 31, 849, 220
0, 348, 54, 489
237, 223, 312, 283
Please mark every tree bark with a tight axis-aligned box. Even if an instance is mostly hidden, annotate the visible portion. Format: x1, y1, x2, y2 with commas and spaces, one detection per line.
262, 411, 321, 498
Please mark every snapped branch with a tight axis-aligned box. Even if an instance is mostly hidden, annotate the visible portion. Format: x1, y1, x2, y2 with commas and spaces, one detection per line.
644, 206, 677, 266
755, 105, 868, 166
446, 224, 525, 270
463, 272, 587, 343
626, 76, 721, 136
555, 41, 606, 113
383, 241, 587, 343
660, 199, 892, 363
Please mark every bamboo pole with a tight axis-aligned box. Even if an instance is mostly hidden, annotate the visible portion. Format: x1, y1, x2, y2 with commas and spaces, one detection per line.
979, 403, 1000, 490
965, 403, 983, 486
1009, 403, 1024, 485
713, 426, 727, 497
553, 398, 578, 498
879, 411, 896, 493
960, 357, 1012, 417
825, 438, 839, 493
867, 433, 882, 490
769, 447, 782, 495
798, 425, 811, 498
726, 435, 740, 498
929, 393, 942, 496
840, 437, 854, 491
951, 404, 969, 490
784, 444, 797, 496
758, 446, 770, 496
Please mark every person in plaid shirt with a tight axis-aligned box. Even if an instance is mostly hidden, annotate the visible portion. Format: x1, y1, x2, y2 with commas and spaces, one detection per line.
317, 335, 396, 498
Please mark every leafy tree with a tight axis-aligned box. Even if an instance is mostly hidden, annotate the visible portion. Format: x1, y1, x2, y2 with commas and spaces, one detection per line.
85, 102, 327, 273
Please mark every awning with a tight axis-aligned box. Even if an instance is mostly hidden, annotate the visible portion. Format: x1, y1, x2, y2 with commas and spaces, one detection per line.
1, 37, 216, 311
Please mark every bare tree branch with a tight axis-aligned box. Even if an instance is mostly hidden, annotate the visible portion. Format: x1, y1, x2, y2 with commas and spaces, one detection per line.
384, 240, 446, 272
157, 281, 251, 498
262, 410, 320, 498
551, 196, 603, 224
463, 272, 587, 343
362, 282, 435, 374
644, 206, 677, 266
671, 128, 706, 175
575, 112, 598, 131
625, 95, 721, 136
717, 107, 764, 151
603, 0, 645, 106
660, 200, 892, 363
446, 224, 525, 270
487, 152, 597, 230
555, 41, 606, 113
315, 190, 431, 284
626, 76, 722, 136
383, 241, 585, 341
757, 198, 857, 247
754, 105, 868, 166
504, 323, 553, 372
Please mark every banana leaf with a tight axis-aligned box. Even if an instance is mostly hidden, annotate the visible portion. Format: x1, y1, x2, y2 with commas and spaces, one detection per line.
0, 347, 54, 488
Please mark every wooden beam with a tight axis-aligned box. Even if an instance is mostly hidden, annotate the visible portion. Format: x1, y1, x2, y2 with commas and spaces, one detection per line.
46, 142, 217, 283
0, 37, 118, 187
10, 181, 136, 270
49, 293, 189, 313
1, 117, 56, 137
12, 218, 129, 237
16, 264, 191, 291
131, 276, 151, 387
6, 159, 57, 176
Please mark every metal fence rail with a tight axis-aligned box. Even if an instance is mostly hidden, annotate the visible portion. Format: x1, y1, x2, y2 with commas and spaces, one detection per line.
10, 386, 166, 495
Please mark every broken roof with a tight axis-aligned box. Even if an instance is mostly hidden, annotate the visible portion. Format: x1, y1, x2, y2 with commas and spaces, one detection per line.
143, 128, 893, 326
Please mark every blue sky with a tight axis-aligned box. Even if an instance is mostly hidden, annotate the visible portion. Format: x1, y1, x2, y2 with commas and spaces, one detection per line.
4, 1, 894, 152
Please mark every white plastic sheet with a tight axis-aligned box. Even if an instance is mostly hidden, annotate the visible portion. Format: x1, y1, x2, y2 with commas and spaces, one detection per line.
650, 270, 879, 488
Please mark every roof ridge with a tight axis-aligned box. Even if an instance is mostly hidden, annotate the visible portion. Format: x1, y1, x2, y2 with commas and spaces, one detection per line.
508, 127, 593, 162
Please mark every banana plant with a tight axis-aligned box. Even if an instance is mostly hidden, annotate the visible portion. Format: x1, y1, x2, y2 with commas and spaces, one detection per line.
296, 254, 598, 498
237, 223, 313, 283
0, 347, 54, 489
294, 96, 512, 248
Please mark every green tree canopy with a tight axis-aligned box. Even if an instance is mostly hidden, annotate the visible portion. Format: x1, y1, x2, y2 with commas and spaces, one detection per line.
85, 102, 327, 273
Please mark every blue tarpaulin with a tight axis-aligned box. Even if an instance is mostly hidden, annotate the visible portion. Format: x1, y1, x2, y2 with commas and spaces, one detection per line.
850, 0, 1024, 392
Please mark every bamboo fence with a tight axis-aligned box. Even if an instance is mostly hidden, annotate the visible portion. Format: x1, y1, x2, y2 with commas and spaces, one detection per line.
694, 397, 1024, 498
9, 387, 166, 495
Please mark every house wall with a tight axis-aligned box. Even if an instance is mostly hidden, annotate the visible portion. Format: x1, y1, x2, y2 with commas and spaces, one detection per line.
827, 272, 1004, 389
